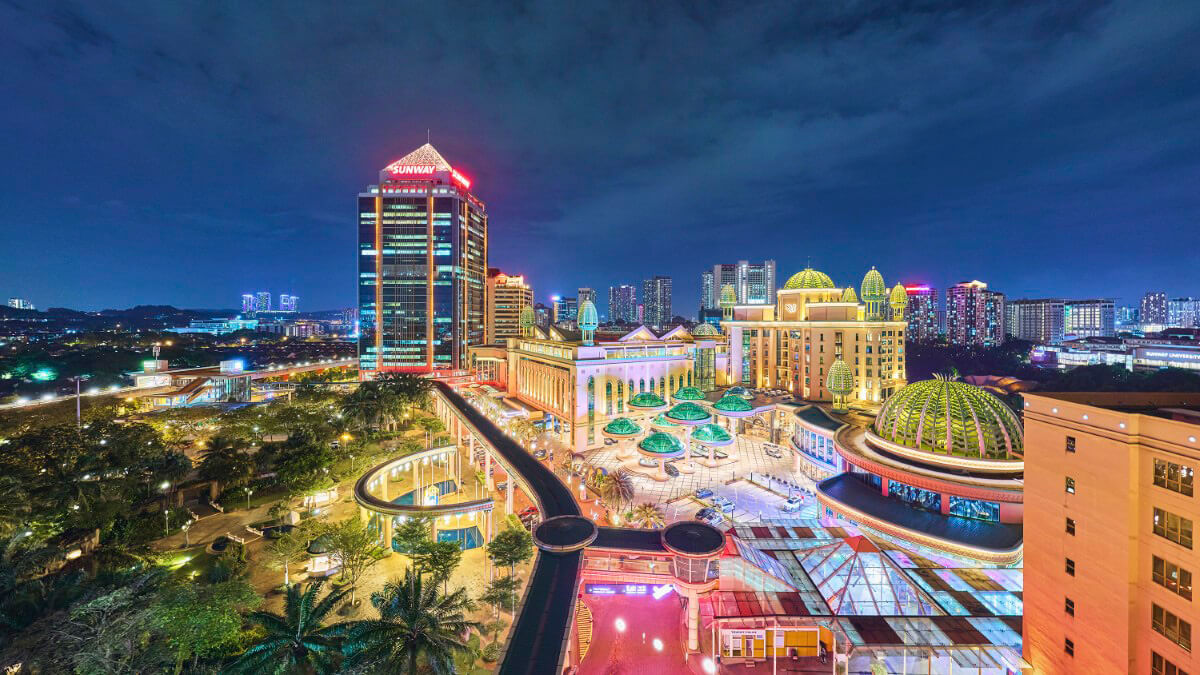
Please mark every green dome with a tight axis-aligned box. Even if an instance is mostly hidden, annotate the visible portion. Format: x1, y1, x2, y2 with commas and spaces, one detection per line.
860, 267, 887, 301
827, 359, 854, 396
603, 417, 641, 436
638, 432, 685, 456
719, 284, 737, 306
841, 287, 858, 303
628, 392, 667, 409
783, 267, 836, 290
519, 305, 535, 328
690, 423, 732, 444
713, 395, 754, 413
578, 300, 599, 331
889, 283, 908, 307
665, 402, 711, 422
651, 413, 679, 427
672, 386, 706, 401
725, 386, 750, 397
872, 377, 1024, 460
692, 323, 719, 336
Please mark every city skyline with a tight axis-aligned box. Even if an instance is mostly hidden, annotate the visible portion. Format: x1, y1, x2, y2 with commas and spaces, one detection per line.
3, 3, 1199, 312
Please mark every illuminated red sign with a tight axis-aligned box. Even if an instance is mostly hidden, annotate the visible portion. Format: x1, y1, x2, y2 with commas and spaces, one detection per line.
450, 167, 471, 189
383, 161, 437, 176
905, 285, 932, 292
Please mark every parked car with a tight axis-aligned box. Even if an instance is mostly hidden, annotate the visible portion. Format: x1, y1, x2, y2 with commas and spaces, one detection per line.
604, 438, 616, 446
519, 506, 539, 518
694, 488, 714, 500
696, 508, 724, 526
533, 449, 547, 459
495, 482, 507, 492
764, 446, 783, 459
780, 496, 802, 512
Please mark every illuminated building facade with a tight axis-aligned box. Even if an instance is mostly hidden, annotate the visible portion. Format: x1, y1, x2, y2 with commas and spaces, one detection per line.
241, 294, 255, 314
723, 266, 907, 406
1008, 298, 1065, 345
256, 291, 271, 313
1143, 291, 1169, 327
1168, 297, 1200, 329
904, 285, 940, 343
577, 287, 596, 310
946, 281, 1005, 347
608, 284, 637, 324
642, 275, 673, 328
1022, 392, 1200, 674
279, 294, 299, 312
484, 269, 532, 344
552, 296, 577, 325
701, 260, 776, 309
357, 143, 487, 375
1064, 298, 1114, 338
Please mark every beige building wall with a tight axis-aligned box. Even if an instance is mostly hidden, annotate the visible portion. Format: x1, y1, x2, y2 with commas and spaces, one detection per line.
485, 272, 533, 344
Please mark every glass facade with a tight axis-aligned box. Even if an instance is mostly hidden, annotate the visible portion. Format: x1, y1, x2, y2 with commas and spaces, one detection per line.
948, 496, 1000, 522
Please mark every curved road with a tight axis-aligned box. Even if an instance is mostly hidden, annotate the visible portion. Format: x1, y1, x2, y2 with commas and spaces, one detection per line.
433, 382, 582, 675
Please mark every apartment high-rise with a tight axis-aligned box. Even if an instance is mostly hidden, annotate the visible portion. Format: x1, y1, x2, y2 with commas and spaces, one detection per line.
6, 298, 34, 311
241, 294, 256, 314
552, 296, 577, 325
484, 269, 533, 344
256, 291, 272, 313
1008, 298, 1066, 345
1168, 297, 1200, 329
279, 294, 299, 312
903, 285, 940, 343
1023, 392, 1200, 675
1065, 298, 1115, 339
945, 281, 1005, 347
607, 284, 637, 324
1142, 292, 1169, 327
642, 276, 672, 328
700, 260, 776, 309
357, 142, 487, 375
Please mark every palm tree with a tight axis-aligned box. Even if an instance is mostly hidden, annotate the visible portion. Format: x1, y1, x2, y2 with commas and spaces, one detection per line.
225, 579, 353, 674
629, 502, 666, 529
341, 386, 384, 435
600, 469, 636, 511
343, 569, 480, 674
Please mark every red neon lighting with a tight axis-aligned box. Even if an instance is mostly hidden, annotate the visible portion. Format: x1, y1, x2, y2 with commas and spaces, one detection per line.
905, 285, 932, 292
450, 167, 471, 189
383, 161, 437, 176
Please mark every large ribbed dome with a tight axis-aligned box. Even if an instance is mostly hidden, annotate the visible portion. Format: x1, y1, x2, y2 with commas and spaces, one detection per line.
719, 284, 737, 306
872, 377, 1023, 460
783, 268, 836, 290
860, 267, 887, 301
827, 359, 854, 396
692, 323, 719, 336
889, 283, 908, 308
519, 305, 535, 329
578, 300, 599, 331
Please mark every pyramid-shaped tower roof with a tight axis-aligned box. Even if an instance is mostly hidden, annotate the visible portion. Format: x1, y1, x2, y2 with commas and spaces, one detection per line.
388, 142, 452, 170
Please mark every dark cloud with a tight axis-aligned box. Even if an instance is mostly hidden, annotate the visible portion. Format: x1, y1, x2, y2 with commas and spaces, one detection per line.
0, 0, 1197, 312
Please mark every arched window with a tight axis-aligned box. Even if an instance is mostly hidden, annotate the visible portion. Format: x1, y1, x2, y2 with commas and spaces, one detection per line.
639, 378, 645, 392
669, 375, 675, 394
617, 380, 624, 412
659, 378, 665, 397
649, 377, 655, 395
605, 381, 613, 415
687, 370, 693, 387
587, 376, 596, 446
628, 379, 634, 399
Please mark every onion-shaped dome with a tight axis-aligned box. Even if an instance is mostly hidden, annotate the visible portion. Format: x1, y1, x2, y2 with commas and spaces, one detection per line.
872, 377, 1024, 460
637, 432, 685, 456
713, 395, 754, 413
783, 267, 836, 290
690, 423, 733, 445
827, 359, 854, 396
841, 286, 858, 303
719, 284, 737, 307
725, 386, 750, 398
578, 300, 599, 331
672, 386, 706, 401
692, 323, 719, 336
665, 402, 711, 422
889, 283, 908, 308
628, 392, 667, 409
519, 305, 535, 329
860, 266, 887, 301
602, 417, 641, 436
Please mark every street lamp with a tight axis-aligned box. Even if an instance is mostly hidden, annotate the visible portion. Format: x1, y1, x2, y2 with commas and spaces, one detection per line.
245, 488, 254, 510
163, 509, 170, 537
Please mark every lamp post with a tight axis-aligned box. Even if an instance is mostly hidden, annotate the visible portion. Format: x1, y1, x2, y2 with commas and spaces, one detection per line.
245, 488, 254, 511
163, 509, 170, 537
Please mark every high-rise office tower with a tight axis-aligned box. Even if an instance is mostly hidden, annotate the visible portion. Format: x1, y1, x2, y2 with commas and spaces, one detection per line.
700, 260, 775, 309
642, 276, 672, 328
256, 291, 272, 313
1008, 298, 1065, 345
903, 285, 940, 343
241, 294, 256, 314
1064, 299, 1115, 338
533, 303, 550, 328
552, 296, 577, 325
945, 281, 1005, 347
577, 287, 596, 307
279, 294, 299, 312
357, 143, 487, 375
1141, 291, 1168, 327
1167, 297, 1200, 329
608, 284, 637, 324
485, 269, 533, 343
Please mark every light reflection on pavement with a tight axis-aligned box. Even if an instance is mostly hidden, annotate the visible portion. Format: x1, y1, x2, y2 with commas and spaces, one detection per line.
578, 592, 688, 675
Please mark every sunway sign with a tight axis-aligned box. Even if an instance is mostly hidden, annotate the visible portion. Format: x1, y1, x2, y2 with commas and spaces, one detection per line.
450, 167, 471, 189
383, 162, 437, 176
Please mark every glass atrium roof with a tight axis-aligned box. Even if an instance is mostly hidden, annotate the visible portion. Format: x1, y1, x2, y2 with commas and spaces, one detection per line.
798, 536, 940, 616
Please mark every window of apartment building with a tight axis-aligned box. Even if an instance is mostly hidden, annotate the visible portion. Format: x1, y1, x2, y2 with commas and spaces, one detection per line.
1064, 638, 1074, 657
1066, 477, 1076, 494
1152, 603, 1192, 651
1065, 597, 1075, 616
1152, 651, 1190, 675
1153, 556, 1194, 600
1066, 558, 1075, 576
1155, 458, 1195, 497
1066, 436, 1076, 453
1154, 508, 1194, 549
1066, 517, 1076, 535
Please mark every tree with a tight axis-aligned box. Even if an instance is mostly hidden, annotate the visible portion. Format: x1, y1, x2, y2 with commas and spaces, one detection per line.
478, 574, 520, 619
486, 526, 534, 577
149, 578, 260, 671
598, 468, 635, 511
197, 436, 255, 493
264, 527, 311, 588
0, 477, 31, 537
49, 571, 163, 674
412, 540, 463, 592
343, 569, 480, 673
629, 502, 666, 529
275, 441, 335, 496
226, 578, 355, 675
322, 517, 382, 605
393, 516, 432, 557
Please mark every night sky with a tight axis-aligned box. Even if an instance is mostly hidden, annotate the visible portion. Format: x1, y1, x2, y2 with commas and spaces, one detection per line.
2, 2, 1199, 315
